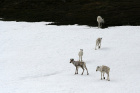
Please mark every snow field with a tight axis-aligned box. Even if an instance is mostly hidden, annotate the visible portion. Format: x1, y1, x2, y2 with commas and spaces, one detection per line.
0, 21, 140, 93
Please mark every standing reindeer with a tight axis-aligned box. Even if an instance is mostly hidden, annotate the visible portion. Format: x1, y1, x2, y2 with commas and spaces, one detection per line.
96, 65, 110, 81
95, 38, 102, 50
70, 59, 89, 75
78, 49, 83, 62
97, 16, 104, 28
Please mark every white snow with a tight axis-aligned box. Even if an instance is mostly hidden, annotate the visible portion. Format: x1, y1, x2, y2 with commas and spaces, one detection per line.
0, 21, 140, 93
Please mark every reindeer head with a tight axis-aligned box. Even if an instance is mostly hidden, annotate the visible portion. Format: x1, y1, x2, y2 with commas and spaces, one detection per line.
97, 16, 102, 19
80, 49, 83, 51
96, 66, 101, 71
70, 59, 74, 63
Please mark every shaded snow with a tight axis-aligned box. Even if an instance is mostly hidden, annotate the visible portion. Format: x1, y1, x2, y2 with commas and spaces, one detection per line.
0, 21, 140, 93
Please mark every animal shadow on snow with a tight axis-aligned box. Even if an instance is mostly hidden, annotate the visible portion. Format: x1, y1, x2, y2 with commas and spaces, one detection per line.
100, 47, 111, 51
20, 72, 59, 80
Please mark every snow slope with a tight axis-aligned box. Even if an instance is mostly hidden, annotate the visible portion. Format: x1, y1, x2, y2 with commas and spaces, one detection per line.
0, 21, 140, 93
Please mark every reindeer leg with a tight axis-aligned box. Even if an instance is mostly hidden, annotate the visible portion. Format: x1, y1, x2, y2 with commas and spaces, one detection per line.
75, 67, 78, 74
103, 73, 105, 79
81, 67, 84, 75
95, 43, 97, 50
77, 67, 78, 74
108, 73, 110, 81
99, 22, 101, 28
85, 67, 89, 75
75, 68, 77, 74
100, 23, 102, 28
101, 72, 102, 80
84, 65, 89, 75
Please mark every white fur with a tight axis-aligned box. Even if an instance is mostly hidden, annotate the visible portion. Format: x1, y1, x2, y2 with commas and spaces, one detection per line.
96, 65, 110, 81
97, 16, 104, 28
78, 49, 83, 62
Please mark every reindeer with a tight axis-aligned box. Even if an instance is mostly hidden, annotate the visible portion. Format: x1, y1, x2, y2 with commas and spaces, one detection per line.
78, 49, 83, 62
97, 16, 104, 28
70, 59, 89, 75
95, 38, 102, 50
96, 65, 110, 81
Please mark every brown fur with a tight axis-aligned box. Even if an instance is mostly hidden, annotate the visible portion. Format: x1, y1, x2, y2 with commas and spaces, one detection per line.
70, 59, 89, 75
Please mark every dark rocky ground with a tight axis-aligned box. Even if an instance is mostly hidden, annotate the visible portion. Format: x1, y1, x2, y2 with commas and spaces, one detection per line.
0, 0, 140, 27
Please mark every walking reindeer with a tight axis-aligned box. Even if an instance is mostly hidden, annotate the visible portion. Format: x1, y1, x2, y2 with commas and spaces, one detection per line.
78, 49, 83, 62
95, 38, 102, 50
97, 16, 104, 28
96, 65, 110, 81
70, 59, 89, 75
